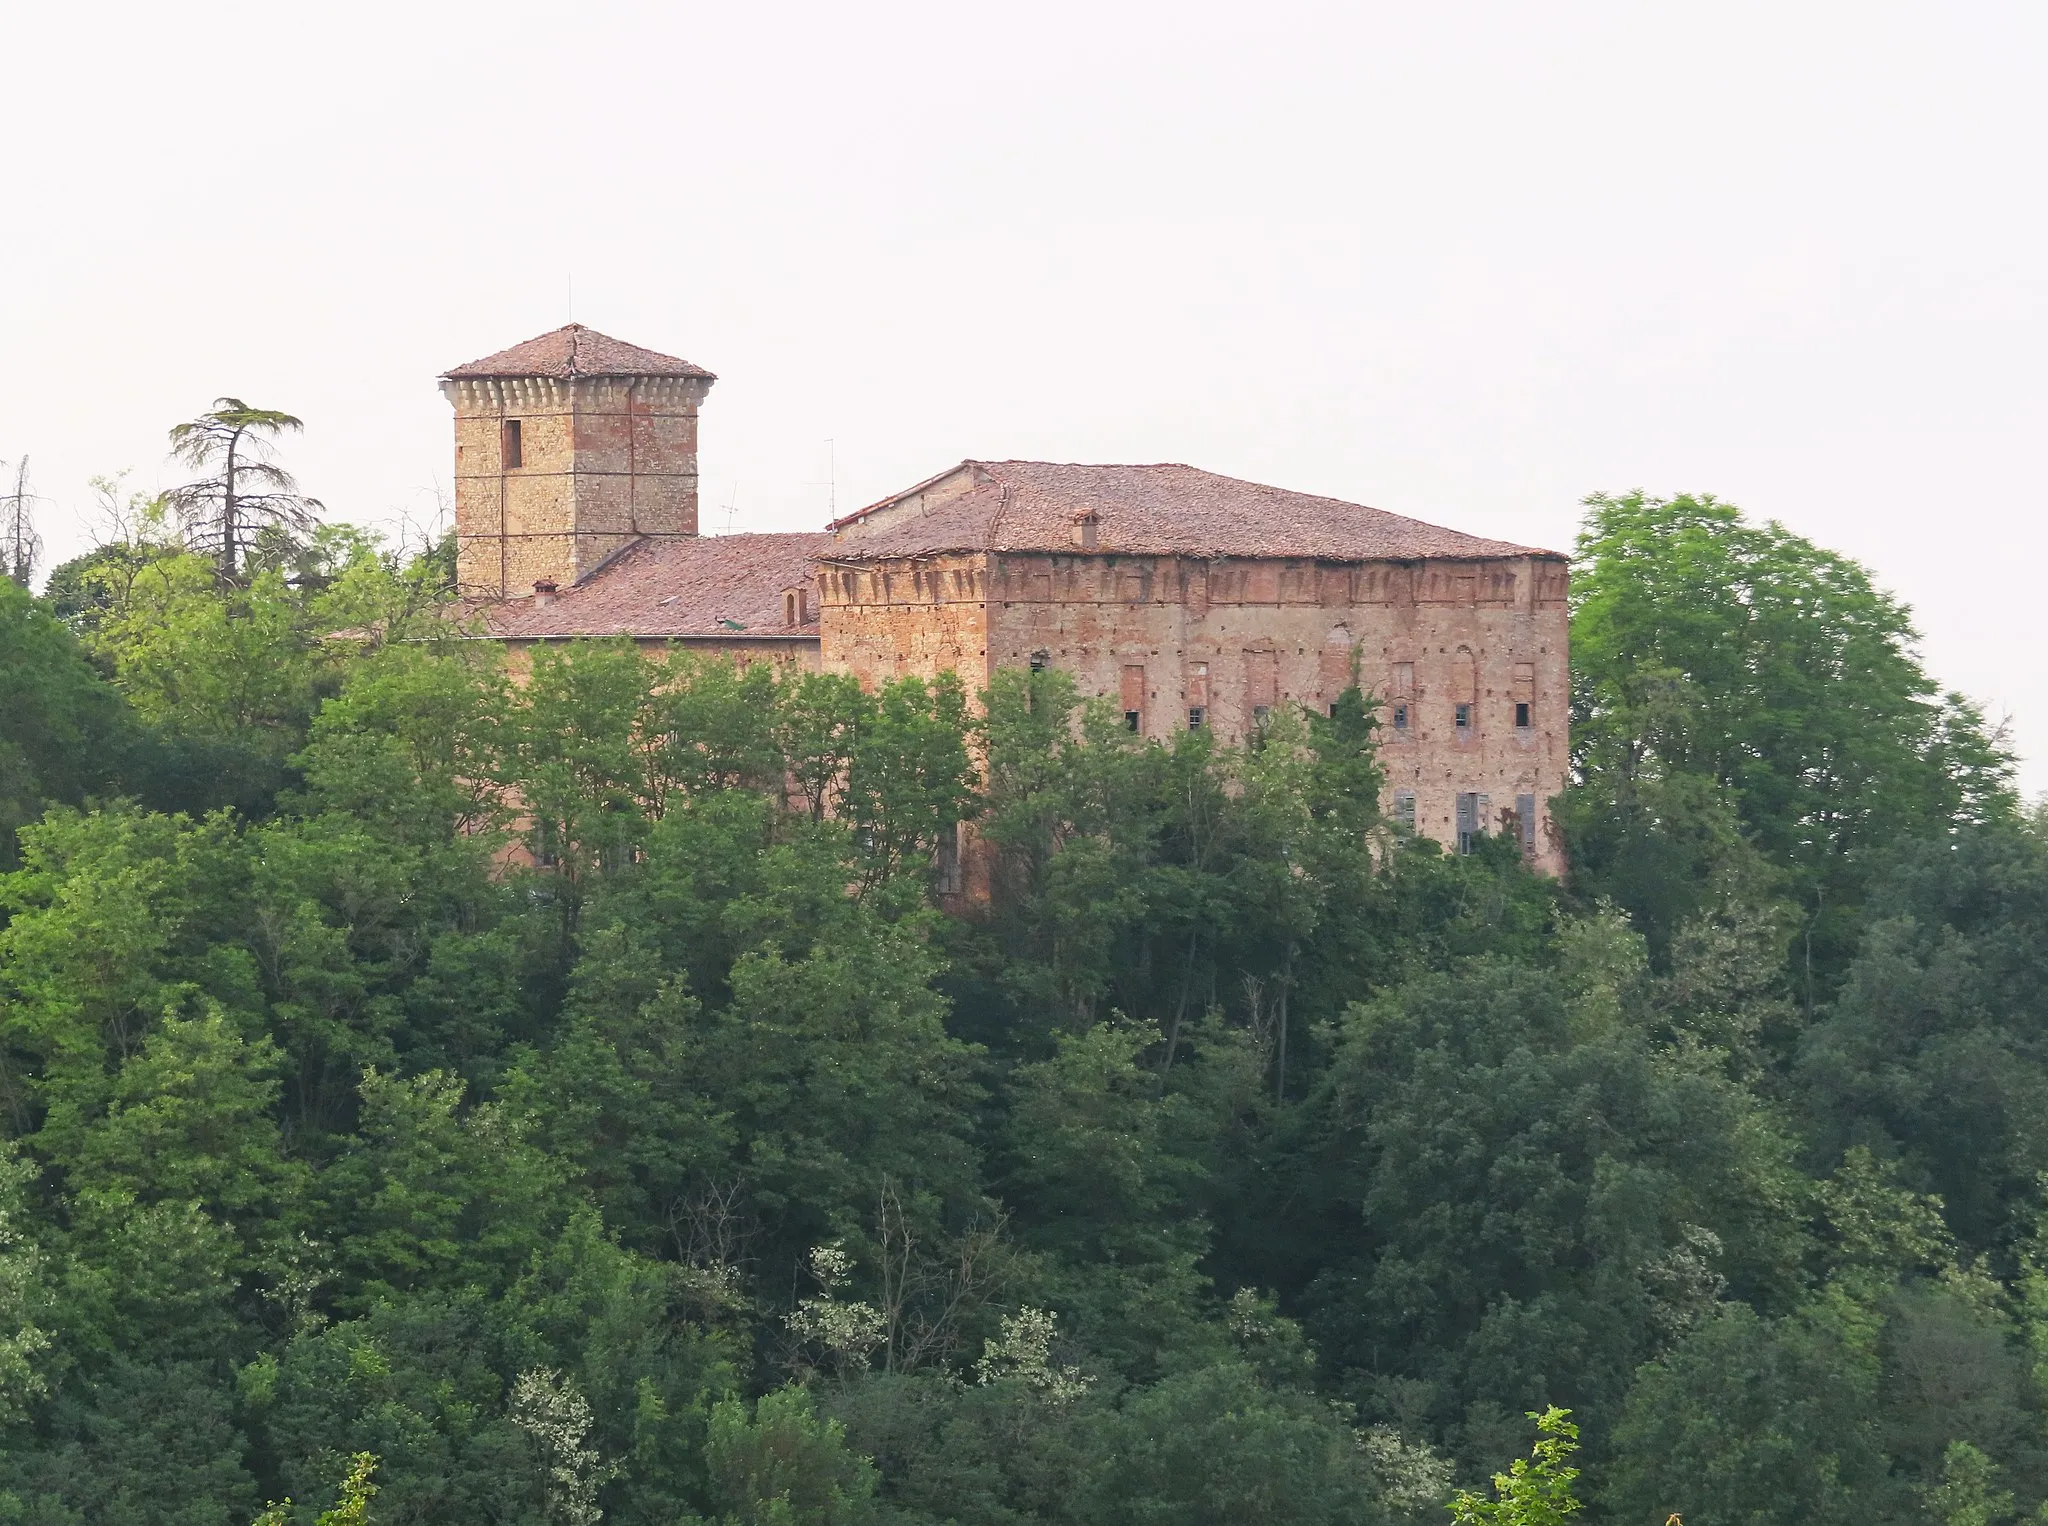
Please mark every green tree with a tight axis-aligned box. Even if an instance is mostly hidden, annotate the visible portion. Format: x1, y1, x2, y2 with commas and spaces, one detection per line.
1604, 1304, 1896, 1526
163, 398, 323, 580
1563, 490, 2013, 978
698, 1385, 883, 1526
1447, 1407, 1582, 1526
0, 576, 137, 867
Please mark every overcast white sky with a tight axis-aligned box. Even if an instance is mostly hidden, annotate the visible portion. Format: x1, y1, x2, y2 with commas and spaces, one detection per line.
6, 2, 2046, 786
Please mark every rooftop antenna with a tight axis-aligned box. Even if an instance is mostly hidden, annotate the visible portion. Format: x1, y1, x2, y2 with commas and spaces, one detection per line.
720, 483, 740, 534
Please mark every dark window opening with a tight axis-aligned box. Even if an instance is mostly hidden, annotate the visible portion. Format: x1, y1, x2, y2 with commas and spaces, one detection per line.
935, 822, 964, 895
1029, 650, 1049, 672
1252, 704, 1270, 724
1188, 706, 1206, 730
1125, 710, 1141, 732
502, 418, 523, 469
1393, 790, 1417, 831
1517, 793, 1537, 858
1393, 702, 1410, 732
1454, 702, 1473, 732
1456, 791, 1487, 854
1515, 701, 1532, 729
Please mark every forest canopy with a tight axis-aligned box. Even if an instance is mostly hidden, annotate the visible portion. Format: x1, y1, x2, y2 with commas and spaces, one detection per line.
0, 486, 2035, 1526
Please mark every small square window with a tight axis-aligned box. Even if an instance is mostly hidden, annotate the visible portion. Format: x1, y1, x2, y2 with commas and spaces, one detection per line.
1515, 702, 1532, 730
1393, 702, 1410, 732
502, 418, 523, 469
1188, 706, 1206, 730
1125, 710, 1141, 732
1455, 702, 1473, 731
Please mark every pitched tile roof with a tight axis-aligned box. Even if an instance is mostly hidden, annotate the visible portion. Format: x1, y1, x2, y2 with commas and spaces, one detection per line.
486, 532, 828, 641
827, 461, 1559, 562
442, 324, 716, 381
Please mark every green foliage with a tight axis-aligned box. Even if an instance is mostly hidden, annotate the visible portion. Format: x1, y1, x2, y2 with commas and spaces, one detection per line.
1604, 1304, 1894, 1526
0, 576, 136, 868
699, 1386, 881, 1526
1447, 1407, 1582, 1526
0, 487, 2043, 1524
1563, 489, 2014, 979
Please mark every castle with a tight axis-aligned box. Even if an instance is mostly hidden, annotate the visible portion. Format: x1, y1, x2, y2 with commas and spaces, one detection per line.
442, 324, 1570, 872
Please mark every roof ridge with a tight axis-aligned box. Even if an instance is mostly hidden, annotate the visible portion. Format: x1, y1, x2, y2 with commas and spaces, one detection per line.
442, 324, 716, 381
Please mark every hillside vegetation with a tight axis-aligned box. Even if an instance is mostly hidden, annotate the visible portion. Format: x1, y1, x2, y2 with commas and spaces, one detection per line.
0, 493, 2035, 1526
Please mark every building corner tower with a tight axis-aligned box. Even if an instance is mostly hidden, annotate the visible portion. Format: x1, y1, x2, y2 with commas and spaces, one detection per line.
439, 324, 716, 598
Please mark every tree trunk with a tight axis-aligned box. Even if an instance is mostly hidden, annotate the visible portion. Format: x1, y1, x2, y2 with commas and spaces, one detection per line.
222, 430, 240, 579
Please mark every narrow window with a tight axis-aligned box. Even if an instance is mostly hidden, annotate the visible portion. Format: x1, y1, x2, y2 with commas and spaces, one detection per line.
1516, 793, 1537, 858
1392, 701, 1410, 733
502, 418, 523, 469
1121, 663, 1146, 732
1456, 792, 1480, 854
1245, 649, 1278, 713
1451, 646, 1477, 736
1393, 790, 1417, 831
935, 821, 964, 895
1515, 701, 1532, 730
784, 591, 799, 626
1188, 706, 1206, 730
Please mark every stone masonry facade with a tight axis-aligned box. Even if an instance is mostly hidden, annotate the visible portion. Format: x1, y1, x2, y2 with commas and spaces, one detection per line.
448, 326, 1571, 872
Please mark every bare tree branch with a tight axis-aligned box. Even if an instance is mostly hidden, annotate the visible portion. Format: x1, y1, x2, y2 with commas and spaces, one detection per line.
0, 458, 45, 588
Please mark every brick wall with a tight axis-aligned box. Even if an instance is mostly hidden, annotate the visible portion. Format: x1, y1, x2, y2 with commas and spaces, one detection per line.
822, 549, 1570, 873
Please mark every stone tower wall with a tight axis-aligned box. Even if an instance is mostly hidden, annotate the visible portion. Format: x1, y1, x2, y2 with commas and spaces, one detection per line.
443, 374, 709, 597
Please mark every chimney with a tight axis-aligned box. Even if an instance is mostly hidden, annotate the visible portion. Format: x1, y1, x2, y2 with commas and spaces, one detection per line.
1070, 508, 1100, 551
532, 578, 558, 607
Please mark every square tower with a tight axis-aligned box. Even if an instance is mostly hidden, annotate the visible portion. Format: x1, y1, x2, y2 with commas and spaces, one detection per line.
439, 324, 716, 598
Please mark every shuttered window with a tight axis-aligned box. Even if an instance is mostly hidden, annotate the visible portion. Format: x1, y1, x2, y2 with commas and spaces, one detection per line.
1456, 792, 1489, 854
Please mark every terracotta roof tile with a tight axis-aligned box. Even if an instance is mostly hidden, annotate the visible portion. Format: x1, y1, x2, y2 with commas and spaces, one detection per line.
443, 324, 716, 381
828, 461, 1558, 562
487, 533, 827, 640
